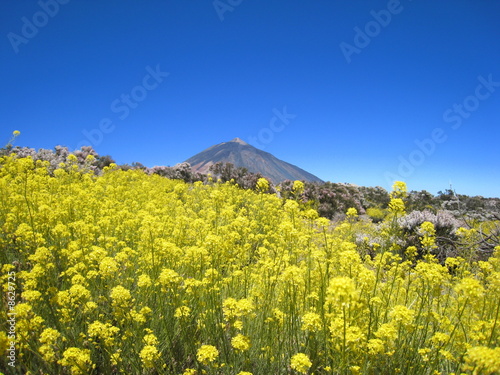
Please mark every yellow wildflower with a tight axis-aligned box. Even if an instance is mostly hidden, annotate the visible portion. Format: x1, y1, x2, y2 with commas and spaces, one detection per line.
256, 178, 269, 192
140, 345, 160, 368
389, 305, 415, 327
405, 246, 418, 260
325, 276, 358, 307
271, 308, 286, 325
419, 221, 437, 250
418, 348, 432, 362
67, 154, 78, 163
231, 334, 251, 352
59, 347, 92, 375
301, 312, 322, 332
463, 346, 500, 374
367, 338, 385, 355
390, 181, 407, 199
99, 257, 119, 278
137, 274, 152, 288
375, 323, 398, 342
57, 284, 91, 307
388, 198, 405, 214
290, 352, 312, 374
430, 332, 450, 346
197, 344, 219, 364
346, 207, 358, 218
174, 306, 191, 319
110, 285, 132, 308
88, 321, 120, 346
157, 268, 181, 286
454, 276, 484, 301
38, 328, 61, 362
293, 180, 304, 194
223, 297, 254, 321
144, 333, 159, 346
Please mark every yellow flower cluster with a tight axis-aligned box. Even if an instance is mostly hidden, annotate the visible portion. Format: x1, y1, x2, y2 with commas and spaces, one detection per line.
59, 347, 92, 375
301, 312, 322, 332
463, 346, 500, 374
388, 198, 406, 215
256, 177, 270, 192
39, 328, 61, 362
174, 305, 191, 319
346, 207, 358, 218
140, 344, 160, 368
196, 344, 219, 364
1, 157, 499, 374
390, 181, 408, 199
325, 276, 358, 307
389, 305, 415, 327
222, 297, 254, 321
88, 321, 120, 347
110, 285, 132, 308
231, 334, 251, 352
290, 352, 312, 374
419, 221, 438, 250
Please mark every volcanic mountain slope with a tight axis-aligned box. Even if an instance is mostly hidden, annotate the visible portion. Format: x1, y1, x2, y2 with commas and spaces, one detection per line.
185, 138, 323, 184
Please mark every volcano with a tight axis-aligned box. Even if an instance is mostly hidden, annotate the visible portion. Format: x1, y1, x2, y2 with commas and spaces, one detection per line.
185, 138, 323, 184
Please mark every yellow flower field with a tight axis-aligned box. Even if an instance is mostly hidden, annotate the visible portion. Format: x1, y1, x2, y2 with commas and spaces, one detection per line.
0, 155, 499, 374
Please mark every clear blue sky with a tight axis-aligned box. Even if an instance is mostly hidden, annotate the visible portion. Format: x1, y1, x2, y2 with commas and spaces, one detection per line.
1, 1, 499, 197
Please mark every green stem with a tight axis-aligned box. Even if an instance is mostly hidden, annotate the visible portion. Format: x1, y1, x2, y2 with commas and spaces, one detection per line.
487, 297, 500, 347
